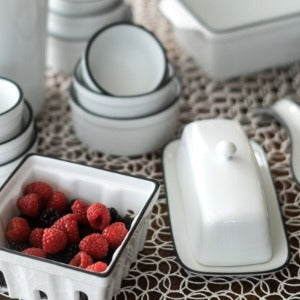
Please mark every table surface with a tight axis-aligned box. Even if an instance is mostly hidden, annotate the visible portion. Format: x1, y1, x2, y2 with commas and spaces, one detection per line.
2, 0, 300, 299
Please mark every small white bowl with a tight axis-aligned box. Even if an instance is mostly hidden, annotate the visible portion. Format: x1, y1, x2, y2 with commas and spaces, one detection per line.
82, 23, 168, 96
73, 61, 178, 119
0, 77, 24, 143
0, 127, 38, 187
49, 0, 122, 17
0, 154, 159, 300
47, 2, 132, 40
47, 35, 88, 74
69, 86, 180, 156
0, 100, 35, 165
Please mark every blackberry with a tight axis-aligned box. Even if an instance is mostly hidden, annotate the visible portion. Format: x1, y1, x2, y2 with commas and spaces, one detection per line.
46, 252, 66, 263
66, 199, 77, 214
62, 243, 79, 263
9, 242, 29, 252
78, 223, 98, 239
19, 214, 39, 229
102, 248, 114, 265
121, 215, 133, 231
39, 208, 62, 228
109, 207, 122, 224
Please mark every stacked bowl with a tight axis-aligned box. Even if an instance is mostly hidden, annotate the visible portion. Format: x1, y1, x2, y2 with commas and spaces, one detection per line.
0, 78, 38, 186
70, 23, 181, 156
47, 0, 132, 73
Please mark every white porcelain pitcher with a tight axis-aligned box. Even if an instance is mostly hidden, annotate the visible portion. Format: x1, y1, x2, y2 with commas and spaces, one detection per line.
0, 0, 48, 116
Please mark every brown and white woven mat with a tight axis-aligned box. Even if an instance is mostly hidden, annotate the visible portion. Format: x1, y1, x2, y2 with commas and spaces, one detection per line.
3, 0, 300, 299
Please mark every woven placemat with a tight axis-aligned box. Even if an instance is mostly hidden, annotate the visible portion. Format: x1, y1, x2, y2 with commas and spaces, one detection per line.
3, 0, 300, 299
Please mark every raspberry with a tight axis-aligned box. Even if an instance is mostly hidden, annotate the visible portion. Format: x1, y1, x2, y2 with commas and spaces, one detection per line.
22, 248, 46, 258
102, 222, 128, 249
5, 217, 31, 243
39, 208, 62, 228
17, 193, 40, 218
87, 203, 110, 231
86, 261, 108, 273
52, 214, 79, 243
71, 199, 89, 224
24, 182, 53, 208
47, 191, 68, 213
42, 228, 67, 254
29, 228, 44, 248
79, 233, 108, 259
69, 251, 93, 269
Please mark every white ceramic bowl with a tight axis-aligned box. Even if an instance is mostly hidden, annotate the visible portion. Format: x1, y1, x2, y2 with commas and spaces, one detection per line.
0, 127, 38, 187
0, 100, 35, 165
73, 61, 178, 119
49, 0, 122, 17
0, 154, 159, 300
82, 23, 168, 96
47, 2, 132, 40
47, 35, 88, 74
70, 86, 180, 156
0, 77, 24, 143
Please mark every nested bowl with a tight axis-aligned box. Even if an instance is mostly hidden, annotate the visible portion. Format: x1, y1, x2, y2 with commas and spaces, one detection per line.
49, 0, 121, 17
0, 100, 35, 165
0, 77, 24, 143
73, 60, 178, 119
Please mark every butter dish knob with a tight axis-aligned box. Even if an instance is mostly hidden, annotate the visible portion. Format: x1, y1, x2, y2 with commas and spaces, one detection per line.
216, 141, 237, 159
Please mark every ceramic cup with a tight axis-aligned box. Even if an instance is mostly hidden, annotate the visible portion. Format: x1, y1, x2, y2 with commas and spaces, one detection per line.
0, 77, 24, 143
81, 22, 168, 96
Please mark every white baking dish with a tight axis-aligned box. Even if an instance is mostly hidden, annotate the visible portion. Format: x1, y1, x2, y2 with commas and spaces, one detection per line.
0, 154, 160, 300
160, 0, 300, 80
69, 86, 180, 156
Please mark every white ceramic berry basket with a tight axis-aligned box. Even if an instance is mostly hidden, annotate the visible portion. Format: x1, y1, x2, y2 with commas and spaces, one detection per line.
0, 154, 160, 300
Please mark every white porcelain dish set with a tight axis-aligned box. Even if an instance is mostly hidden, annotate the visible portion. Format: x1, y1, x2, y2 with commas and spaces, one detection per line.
70, 23, 181, 156
0, 1, 299, 299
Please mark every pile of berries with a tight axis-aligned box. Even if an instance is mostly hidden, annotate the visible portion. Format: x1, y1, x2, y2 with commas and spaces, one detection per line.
5, 181, 132, 273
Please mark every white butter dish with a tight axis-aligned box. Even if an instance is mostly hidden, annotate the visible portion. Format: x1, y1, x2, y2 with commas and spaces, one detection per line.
0, 154, 159, 300
160, 0, 300, 80
163, 120, 289, 274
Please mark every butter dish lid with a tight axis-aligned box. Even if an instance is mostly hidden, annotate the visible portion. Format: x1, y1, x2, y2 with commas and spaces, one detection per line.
163, 119, 289, 274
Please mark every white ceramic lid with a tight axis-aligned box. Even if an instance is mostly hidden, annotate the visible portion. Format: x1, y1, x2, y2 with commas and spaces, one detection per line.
172, 119, 273, 267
